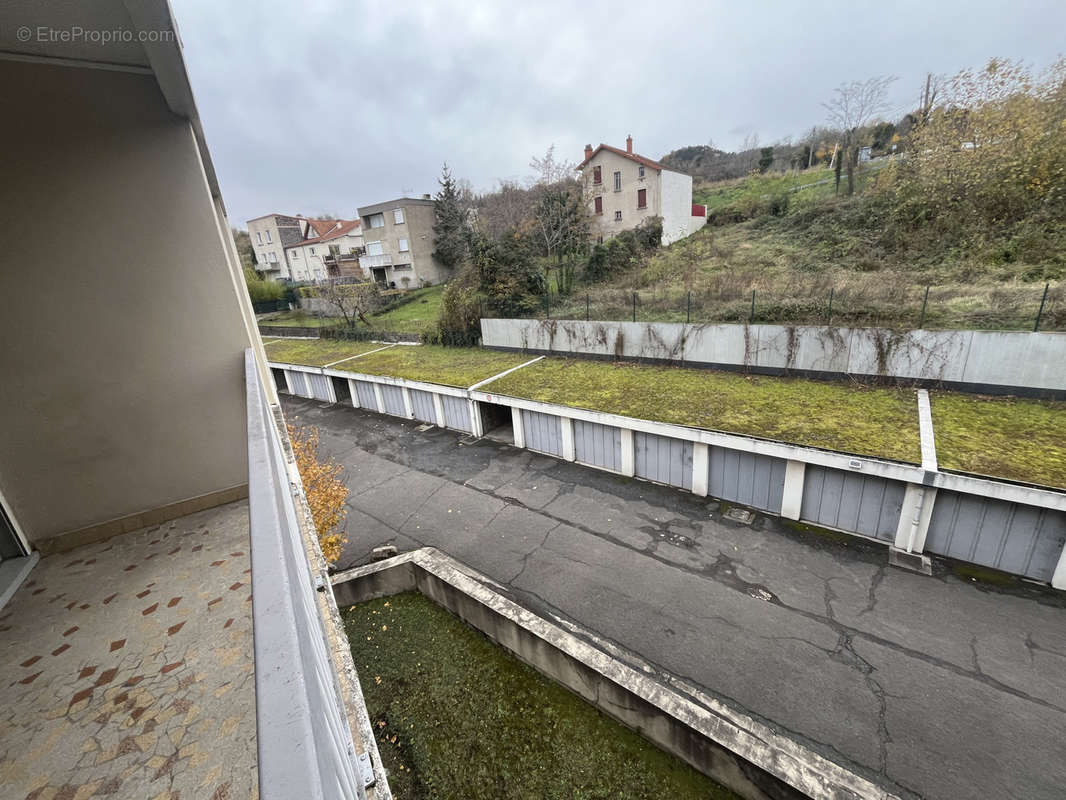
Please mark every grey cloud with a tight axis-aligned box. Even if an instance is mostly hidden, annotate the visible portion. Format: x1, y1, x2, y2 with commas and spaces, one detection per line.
171, 0, 1066, 226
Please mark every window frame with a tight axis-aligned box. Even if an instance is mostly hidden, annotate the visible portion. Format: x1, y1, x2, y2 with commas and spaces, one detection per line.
398, 237, 409, 252
638, 166, 645, 179
265, 230, 272, 243
614, 210, 622, 221
369, 213, 385, 229
593, 165, 602, 185
393, 208, 405, 225
637, 188, 647, 209
594, 196, 603, 215
613, 171, 622, 192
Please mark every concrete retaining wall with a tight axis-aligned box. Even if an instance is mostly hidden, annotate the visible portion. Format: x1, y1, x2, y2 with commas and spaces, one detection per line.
332, 549, 895, 800
481, 319, 1066, 396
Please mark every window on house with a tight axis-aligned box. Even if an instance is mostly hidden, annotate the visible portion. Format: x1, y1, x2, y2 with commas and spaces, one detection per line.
594, 196, 603, 215
255, 231, 262, 244
265, 230, 272, 243
639, 166, 645, 179
597, 234, 604, 244
398, 237, 409, 252
637, 188, 647, 209
369, 213, 385, 228
268, 251, 278, 263
593, 166, 601, 185
393, 208, 405, 224
367, 241, 384, 256
614, 210, 622, 221
613, 171, 621, 192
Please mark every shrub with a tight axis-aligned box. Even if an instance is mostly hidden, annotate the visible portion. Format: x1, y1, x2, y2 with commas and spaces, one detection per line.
287, 424, 347, 564
244, 269, 285, 303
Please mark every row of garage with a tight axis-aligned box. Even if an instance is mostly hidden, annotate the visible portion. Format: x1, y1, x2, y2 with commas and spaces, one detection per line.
273, 364, 1066, 585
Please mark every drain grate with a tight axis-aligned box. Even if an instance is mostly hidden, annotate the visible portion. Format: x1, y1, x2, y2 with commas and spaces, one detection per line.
723, 507, 755, 525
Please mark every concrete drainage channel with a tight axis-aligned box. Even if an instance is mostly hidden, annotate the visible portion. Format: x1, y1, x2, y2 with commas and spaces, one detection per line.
333, 548, 899, 800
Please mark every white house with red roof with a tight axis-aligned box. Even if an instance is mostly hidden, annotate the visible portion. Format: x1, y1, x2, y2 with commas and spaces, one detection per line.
577, 136, 707, 246
284, 218, 364, 281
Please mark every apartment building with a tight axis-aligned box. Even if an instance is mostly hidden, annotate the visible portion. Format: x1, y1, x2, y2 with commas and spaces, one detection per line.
286, 219, 364, 280
247, 213, 306, 278
578, 136, 707, 246
357, 197, 449, 287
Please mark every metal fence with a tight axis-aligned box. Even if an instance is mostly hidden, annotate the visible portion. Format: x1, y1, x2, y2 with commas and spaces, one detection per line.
498, 280, 1061, 332
245, 349, 367, 800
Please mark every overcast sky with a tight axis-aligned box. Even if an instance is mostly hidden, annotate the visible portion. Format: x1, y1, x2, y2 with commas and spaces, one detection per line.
171, 0, 1065, 227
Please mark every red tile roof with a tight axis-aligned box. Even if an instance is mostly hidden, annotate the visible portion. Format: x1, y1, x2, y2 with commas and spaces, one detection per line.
577, 143, 668, 172
286, 219, 361, 248
305, 218, 341, 237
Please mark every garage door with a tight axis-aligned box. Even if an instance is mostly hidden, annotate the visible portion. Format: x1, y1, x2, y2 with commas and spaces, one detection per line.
285, 370, 310, 397
522, 410, 563, 457
926, 491, 1066, 582
709, 447, 787, 513
410, 389, 438, 424
800, 466, 905, 542
635, 432, 693, 490
307, 372, 332, 402
354, 380, 378, 410
380, 384, 406, 416
441, 395, 471, 432
574, 420, 622, 471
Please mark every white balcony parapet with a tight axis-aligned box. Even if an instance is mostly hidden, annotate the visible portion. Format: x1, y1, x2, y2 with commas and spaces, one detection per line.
245, 349, 370, 800
359, 253, 393, 269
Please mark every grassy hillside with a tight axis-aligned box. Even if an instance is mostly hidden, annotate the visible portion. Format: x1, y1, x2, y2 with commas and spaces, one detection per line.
548, 163, 1064, 331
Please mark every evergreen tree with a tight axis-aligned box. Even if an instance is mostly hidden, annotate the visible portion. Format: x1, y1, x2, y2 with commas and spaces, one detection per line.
432, 163, 468, 271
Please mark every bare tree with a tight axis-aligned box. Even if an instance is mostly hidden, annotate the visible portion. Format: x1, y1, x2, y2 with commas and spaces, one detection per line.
917, 72, 944, 124
474, 180, 535, 239
528, 144, 576, 186
314, 280, 382, 328
823, 75, 897, 194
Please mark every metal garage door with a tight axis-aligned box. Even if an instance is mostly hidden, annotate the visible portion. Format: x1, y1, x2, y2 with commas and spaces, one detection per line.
441, 395, 471, 432
354, 380, 378, 410
285, 370, 310, 397
307, 372, 332, 402
926, 492, 1066, 582
574, 420, 622, 471
410, 389, 438, 424
801, 466, 905, 542
380, 384, 406, 416
709, 447, 787, 513
522, 410, 563, 457
635, 432, 693, 490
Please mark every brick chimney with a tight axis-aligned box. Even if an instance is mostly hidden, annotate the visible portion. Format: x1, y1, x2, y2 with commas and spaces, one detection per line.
626, 135, 633, 154
584, 143, 593, 161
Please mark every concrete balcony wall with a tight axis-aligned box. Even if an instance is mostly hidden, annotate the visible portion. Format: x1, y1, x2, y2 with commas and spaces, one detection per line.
0, 61, 260, 549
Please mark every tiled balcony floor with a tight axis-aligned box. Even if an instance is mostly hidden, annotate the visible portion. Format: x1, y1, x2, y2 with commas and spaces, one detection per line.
0, 501, 257, 800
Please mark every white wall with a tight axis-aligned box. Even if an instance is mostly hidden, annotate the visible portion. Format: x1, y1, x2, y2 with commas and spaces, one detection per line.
480, 318, 1066, 393
0, 61, 254, 544
659, 169, 693, 245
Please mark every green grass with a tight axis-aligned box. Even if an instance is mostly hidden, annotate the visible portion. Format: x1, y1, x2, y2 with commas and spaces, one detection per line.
333, 344, 529, 388
692, 167, 840, 212
485, 358, 922, 462
365, 285, 444, 333
343, 592, 740, 800
261, 338, 384, 367
930, 392, 1066, 488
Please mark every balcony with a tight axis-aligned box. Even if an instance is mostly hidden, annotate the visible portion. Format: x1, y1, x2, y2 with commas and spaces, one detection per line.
0, 352, 383, 799
358, 253, 393, 270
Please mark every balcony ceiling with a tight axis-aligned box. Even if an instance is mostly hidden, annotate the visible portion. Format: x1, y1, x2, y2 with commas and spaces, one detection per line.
0, 0, 152, 69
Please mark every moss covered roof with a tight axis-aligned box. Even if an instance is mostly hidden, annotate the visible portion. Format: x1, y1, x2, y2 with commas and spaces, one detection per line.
330, 344, 531, 388
263, 338, 385, 367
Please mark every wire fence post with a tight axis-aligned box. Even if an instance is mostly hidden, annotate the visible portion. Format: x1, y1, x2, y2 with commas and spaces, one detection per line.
749, 290, 756, 324
545, 291, 551, 320
919, 285, 930, 329
632, 292, 637, 323
686, 291, 692, 324
1034, 282, 1049, 332
827, 288, 834, 325
586, 293, 590, 321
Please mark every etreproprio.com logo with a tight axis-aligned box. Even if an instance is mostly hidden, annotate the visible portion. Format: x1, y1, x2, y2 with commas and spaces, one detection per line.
15, 26, 175, 45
